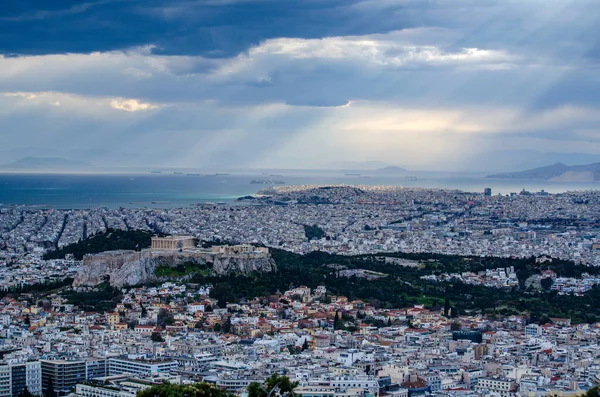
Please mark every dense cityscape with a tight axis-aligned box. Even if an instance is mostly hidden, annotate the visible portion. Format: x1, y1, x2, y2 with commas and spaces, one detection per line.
1, 186, 600, 397
3, 0, 600, 396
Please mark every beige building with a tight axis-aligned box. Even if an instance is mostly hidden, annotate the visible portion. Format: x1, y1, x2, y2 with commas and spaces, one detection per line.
151, 236, 196, 250
106, 312, 120, 326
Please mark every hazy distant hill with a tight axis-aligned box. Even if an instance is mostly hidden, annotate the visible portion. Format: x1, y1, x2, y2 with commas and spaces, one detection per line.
330, 161, 389, 170
487, 162, 600, 182
461, 150, 600, 173
1, 157, 91, 170
374, 166, 408, 174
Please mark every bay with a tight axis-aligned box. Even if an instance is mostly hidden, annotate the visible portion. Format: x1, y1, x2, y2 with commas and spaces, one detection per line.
1, 171, 599, 209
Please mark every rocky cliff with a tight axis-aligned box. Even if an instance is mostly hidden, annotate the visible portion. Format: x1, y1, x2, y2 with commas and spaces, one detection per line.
73, 250, 276, 288
212, 255, 274, 275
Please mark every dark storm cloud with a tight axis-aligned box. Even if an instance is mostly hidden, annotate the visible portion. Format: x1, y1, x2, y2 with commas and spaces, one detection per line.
2, 0, 600, 169
0, 0, 414, 57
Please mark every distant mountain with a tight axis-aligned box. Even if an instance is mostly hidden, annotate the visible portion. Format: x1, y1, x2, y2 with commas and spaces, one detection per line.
487, 162, 600, 182
1, 157, 92, 170
457, 150, 600, 173
329, 161, 390, 170
374, 166, 408, 174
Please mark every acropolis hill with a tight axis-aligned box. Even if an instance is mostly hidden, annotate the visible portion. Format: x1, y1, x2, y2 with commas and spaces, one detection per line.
73, 236, 275, 287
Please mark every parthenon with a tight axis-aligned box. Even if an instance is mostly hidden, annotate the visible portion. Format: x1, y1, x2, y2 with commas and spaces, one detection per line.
151, 235, 196, 250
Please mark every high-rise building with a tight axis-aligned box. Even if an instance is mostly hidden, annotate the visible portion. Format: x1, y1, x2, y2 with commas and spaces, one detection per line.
0, 362, 42, 397
0, 364, 10, 397
41, 359, 107, 396
484, 188, 492, 196
41, 360, 86, 396
11, 362, 42, 397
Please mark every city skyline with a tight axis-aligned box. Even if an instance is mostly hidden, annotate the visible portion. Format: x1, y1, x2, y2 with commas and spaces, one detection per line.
4, 3, 600, 395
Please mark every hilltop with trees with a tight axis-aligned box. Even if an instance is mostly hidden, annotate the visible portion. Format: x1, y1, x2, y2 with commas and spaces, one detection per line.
43, 229, 154, 260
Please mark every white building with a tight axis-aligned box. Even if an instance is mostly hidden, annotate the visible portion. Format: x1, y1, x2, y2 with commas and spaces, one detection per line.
525, 324, 542, 337
476, 378, 515, 397
0, 361, 42, 397
108, 358, 178, 377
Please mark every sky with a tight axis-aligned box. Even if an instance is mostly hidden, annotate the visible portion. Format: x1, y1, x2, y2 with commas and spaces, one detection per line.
1, 0, 600, 171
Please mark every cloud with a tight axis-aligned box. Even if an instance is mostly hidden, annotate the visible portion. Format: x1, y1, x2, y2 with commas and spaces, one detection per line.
2, 0, 598, 64
110, 98, 159, 112
2, 90, 159, 114
3, 87, 599, 171
0, 28, 530, 109
217, 32, 517, 74
0, 0, 404, 57
1, 0, 600, 170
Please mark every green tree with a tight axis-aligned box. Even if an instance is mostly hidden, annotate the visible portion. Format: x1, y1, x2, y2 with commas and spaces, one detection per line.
222, 317, 232, 334
264, 374, 299, 397
539, 315, 551, 325
43, 229, 154, 260
540, 277, 553, 292
137, 382, 234, 397
334, 311, 344, 330
583, 387, 599, 397
290, 294, 303, 302
451, 307, 459, 318
303, 224, 326, 241
157, 309, 174, 326
211, 283, 233, 308
444, 298, 450, 317
450, 320, 462, 331
248, 382, 267, 397
248, 374, 298, 397
302, 339, 309, 351
18, 386, 34, 397
46, 377, 57, 397
150, 332, 164, 342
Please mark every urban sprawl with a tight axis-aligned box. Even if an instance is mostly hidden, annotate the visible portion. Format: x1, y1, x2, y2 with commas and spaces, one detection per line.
1, 186, 600, 397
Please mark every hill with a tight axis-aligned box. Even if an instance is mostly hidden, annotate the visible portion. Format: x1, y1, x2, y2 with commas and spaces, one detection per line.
1, 157, 91, 170
330, 161, 389, 170
202, 248, 600, 323
43, 229, 154, 260
39, 228, 600, 323
486, 162, 600, 182
374, 166, 408, 174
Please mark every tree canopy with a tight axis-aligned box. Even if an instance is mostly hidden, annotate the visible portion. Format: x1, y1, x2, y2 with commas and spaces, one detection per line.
137, 382, 234, 397
44, 228, 154, 260
247, 374, 299, 397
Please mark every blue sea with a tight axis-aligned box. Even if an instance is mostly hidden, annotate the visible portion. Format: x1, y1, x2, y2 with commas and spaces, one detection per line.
1, 171, 599, 209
